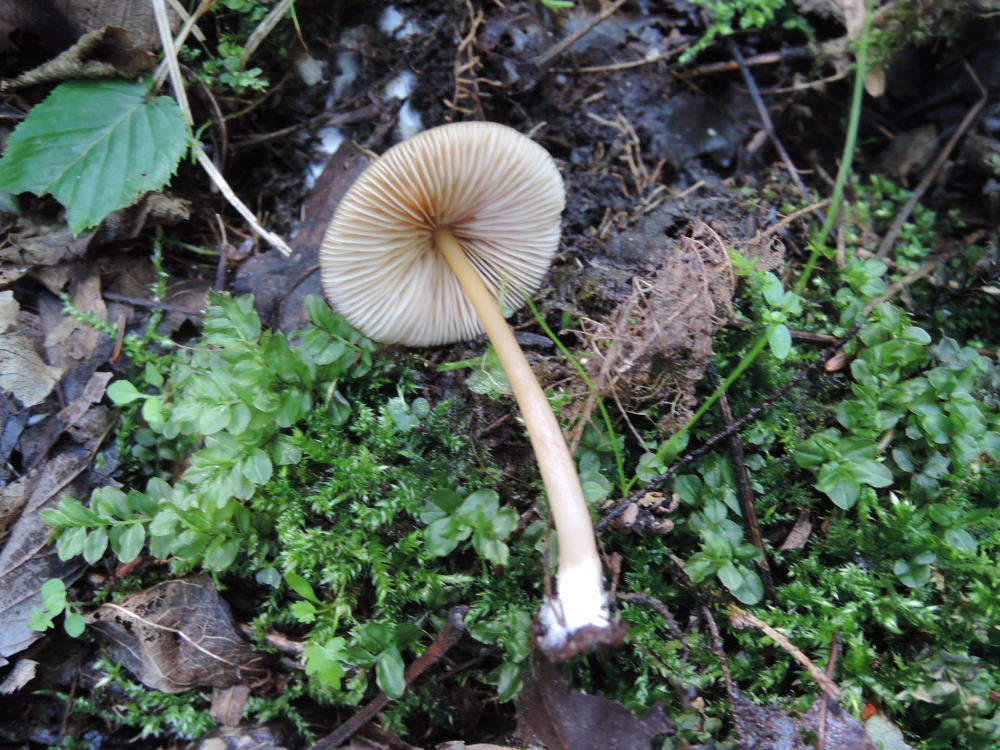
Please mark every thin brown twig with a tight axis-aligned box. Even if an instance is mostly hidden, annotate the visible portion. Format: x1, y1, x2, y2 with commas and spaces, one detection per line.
618, 592, 689, 660
875, 59, 987, 258
816, 631, 842, 750
863, 234, 981, 315
103, 292, 202, 316
727, 38, 807, 195
727, 604, 842, 700
532, 0, 628, 69
706, 363, 776, 600
309, 607, 468, 750
598, 324, 862, 529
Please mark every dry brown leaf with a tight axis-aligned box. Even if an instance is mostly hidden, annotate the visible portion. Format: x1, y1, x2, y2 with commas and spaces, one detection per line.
514, 659, 673, 749
779, 510, 813, 551
187, 724, 291, 750
1, 26, 155, 90
0, 332, 63, 407
212, 684, 251, 728
0, 658, 38, 693
0, 449, 101, 666
89, 576, 270, 693
0, 290, 18, 331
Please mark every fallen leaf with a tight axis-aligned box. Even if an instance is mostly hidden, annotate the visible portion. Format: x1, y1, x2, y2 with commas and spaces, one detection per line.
187, 723, 290, 750
1, 26, 155, 90
0, 450, 98, 666
212, 684, 251, 728
0, 290, 17, 330
0, 332, 63, 407
89, 576, 270, 693
778, 509, 812, 551
514, 659, 673, 749
0, 658, 37, 693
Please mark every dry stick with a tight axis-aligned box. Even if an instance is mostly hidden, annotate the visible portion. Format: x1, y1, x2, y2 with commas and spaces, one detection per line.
727, 39, 808, 196
724, 318, 839, 346
153, 0, 216, 90
816, 631, 843, 750
706, 363, 776, 601
532, 0, 629, 69
863, 236, 978, 316
618, 592, 689, 661
151, 0, 293, 257
597, 324, 862, 529
240, 0, 296, 68
875, 59, 987, 259
103, 292, 202, 316
310, 607, 468, 750
727, 604, 842, 700
686, 44, 815, 76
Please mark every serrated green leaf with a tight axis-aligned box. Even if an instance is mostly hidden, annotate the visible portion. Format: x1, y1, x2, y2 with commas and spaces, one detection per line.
0, 80, 189, 233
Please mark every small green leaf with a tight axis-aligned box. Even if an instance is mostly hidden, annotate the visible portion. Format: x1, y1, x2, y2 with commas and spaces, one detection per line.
768, 324, 792, 360
64, 611, 86, 638
375, 648, 406, 699
290, 600, 318, 623
716, 561, 742, 592
56, 526, 88, 560
28, 608, 55, 632
82, 528, 109, 564
40, 578, 67, 612
425, 517, 468, 557
106, 380, 145, 405
285, 572, 321, 603
305, 637, 348, 689
114, 524, 145, 563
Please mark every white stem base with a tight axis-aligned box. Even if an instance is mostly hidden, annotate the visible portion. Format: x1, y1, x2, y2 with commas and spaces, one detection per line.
536, 560, 611, 653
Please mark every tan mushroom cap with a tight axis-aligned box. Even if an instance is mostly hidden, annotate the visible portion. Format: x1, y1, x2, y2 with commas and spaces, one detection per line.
319, 121, 565, 346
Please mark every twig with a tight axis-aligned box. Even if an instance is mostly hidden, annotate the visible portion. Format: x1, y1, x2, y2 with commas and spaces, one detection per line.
103, 292, 202, 316
727, 604, 842, 700
727, 39, 807, 196
723, 318, 838, 345
706, 363, 776, 600
598, 324, 861, 529
816, 632, 842, 750
231, 102, 382, 149
152, 0, 293, 257
700, 606, 736, 693
240, 0, 296, 68
618, 592, 689, 661
153, 0, 215, 91
757, 199, 830, 240
532, 0, 628, 69
310, 607, 468, 750
863, 235, 980, 315
214, 214, 229, 292
875, 59, 987, 258
685, 45, 815, 76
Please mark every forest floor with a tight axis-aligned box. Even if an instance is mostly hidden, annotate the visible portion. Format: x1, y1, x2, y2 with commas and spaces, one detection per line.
0, 2, 997, 749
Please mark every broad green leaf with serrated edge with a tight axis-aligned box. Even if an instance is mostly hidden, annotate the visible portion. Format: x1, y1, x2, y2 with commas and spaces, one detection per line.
0, 80, 189, 233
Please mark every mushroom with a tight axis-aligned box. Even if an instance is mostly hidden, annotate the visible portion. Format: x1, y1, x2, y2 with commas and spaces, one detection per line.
319, 122, 623, 659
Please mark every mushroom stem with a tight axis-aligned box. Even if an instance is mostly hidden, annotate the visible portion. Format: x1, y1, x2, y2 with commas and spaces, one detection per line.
434, 227, 612, 653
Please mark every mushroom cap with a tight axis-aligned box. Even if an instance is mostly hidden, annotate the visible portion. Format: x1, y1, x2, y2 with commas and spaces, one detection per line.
319, 121, 565, 346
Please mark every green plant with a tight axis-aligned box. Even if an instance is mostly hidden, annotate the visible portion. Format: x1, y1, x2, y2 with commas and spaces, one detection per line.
0, 80, 189, 233
27, 578, 85, 637
680, 0, 806, 63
